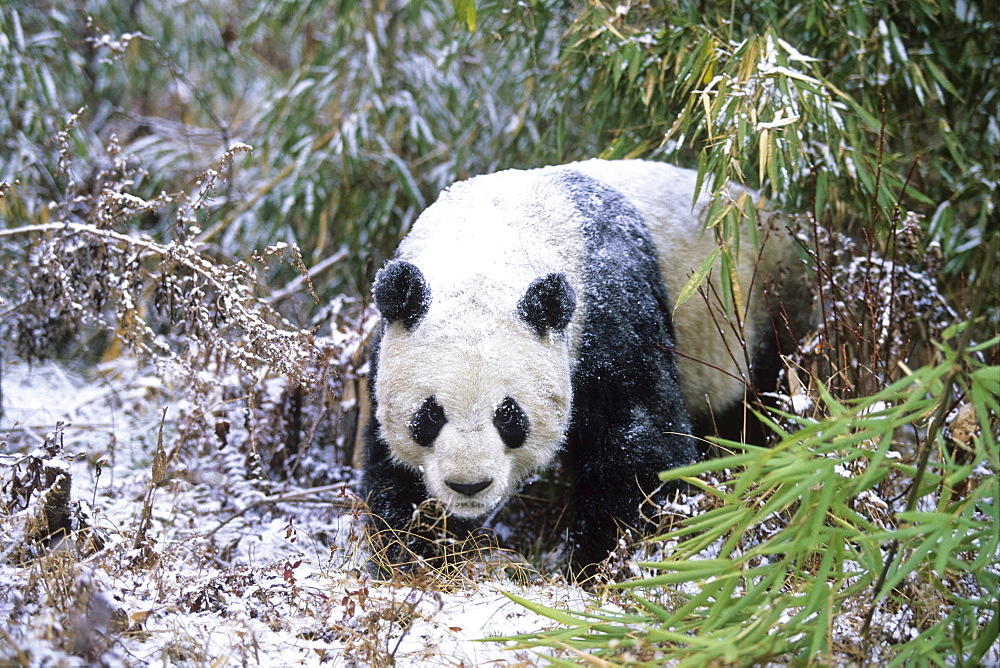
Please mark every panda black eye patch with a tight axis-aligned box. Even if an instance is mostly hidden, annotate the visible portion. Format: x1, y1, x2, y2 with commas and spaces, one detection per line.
493, 396, 529, 449
409, 396, 446, 447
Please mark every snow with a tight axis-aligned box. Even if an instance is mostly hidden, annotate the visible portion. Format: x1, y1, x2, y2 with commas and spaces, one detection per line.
2, 354, 997, 664
0, 357, 595, 665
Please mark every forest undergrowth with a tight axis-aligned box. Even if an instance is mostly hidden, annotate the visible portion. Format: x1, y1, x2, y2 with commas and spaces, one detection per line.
1, 1, 997, 665
0, 117, 994, 666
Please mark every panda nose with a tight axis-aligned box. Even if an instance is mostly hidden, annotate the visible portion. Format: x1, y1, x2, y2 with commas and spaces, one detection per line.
446, 479, 492, 496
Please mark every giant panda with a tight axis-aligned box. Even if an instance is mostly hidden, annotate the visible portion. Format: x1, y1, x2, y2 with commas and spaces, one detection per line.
362, 159, 805, 578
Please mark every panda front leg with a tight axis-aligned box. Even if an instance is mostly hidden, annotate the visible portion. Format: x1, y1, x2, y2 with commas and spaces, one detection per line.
360, 420, 430, 573
564, 382, 697, 581
362, 419, 482, 575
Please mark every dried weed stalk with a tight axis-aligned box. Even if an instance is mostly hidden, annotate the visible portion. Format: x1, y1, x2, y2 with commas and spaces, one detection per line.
0, 423, 103, 563
0, 114, 378, 485
0, 121, 323, 390
784, 212, 961, 417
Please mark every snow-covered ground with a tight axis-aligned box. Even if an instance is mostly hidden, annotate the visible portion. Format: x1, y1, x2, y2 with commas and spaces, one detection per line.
0, 358, 594, 665
2, 356, 997, 665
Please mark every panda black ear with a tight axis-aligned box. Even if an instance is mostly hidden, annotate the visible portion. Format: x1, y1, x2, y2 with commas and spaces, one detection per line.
373, 260, 431, 330
518, 273, 576, 337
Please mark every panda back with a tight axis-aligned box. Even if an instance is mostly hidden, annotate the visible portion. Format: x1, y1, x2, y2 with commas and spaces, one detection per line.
393, 160, 793, 426
568, 160, 789, 424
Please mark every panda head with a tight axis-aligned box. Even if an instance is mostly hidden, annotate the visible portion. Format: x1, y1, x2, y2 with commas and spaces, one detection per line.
372, 260, 576, 519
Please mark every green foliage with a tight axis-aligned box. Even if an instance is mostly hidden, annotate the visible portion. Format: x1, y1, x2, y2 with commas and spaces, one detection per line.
498, 335, 999, 664
0, 1, 996, 663
3, 0, 996, 311
453, 0, 478, 32
1, 0, 574, 306
556, 0, 998, 291
7, 0, 992, 313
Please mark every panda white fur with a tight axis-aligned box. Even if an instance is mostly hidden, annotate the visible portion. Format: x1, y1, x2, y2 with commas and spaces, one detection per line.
363, 159, 803, 577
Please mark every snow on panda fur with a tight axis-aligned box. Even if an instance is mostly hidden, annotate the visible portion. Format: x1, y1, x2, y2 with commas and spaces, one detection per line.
363, 159, 804, 577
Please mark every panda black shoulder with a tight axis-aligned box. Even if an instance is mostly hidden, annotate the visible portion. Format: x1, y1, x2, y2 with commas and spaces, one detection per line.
551, 168, 680, 348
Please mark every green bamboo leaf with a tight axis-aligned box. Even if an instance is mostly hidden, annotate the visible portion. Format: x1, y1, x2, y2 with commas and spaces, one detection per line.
672, 247, 719, 312
923, 58, 962, 98
758, 127, 769, 184
660, 447, 769, 479
502, 592, 591, 627
629, 594, 672, 623
452, 0, 476, 32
